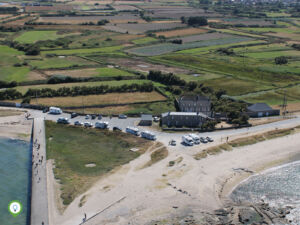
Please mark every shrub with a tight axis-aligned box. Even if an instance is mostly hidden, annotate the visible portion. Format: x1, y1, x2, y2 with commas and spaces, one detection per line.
275, 56, 288, 65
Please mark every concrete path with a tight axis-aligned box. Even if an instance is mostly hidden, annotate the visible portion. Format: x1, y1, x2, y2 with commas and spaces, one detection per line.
31, 117, 49, 225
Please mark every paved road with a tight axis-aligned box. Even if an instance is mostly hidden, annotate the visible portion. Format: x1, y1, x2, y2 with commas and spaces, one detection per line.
31, 117, 49, 225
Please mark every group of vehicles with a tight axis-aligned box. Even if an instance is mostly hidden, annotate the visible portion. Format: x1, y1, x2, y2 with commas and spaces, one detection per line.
126, 127, 156, 140
182, 134, 213, 146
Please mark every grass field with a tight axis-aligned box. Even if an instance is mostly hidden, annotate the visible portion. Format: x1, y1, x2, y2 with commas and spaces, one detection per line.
15, 31, 72, 44
154, 27, 208, 38
15, 79, 156, 94
28, 56, 96, 69
46, 121, 151, 205
132, 37, 157, 45
70, 100, 176, 115
42, 45, 124, 56
44, 67, 136, 78
27, 91, 166, 107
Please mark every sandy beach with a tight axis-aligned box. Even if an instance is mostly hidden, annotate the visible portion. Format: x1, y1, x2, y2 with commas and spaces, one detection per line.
46, 125, 300, 225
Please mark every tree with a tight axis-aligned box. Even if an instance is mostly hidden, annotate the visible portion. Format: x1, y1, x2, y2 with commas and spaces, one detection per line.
180, 16, 186, 24
187, 17, 208, 26
25, 46, 40, 56
187, 81, 197, 91
275, 56, 288, 65
215, 89, 226, 100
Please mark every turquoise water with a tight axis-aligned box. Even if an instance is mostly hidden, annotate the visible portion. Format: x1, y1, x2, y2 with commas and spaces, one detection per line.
230, 161, 300, 224
0, 138, 31, 225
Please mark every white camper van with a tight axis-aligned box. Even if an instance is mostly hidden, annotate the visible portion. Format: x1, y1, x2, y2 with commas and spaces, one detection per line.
141, 131, 156, 140
95, 121, 109, 129
188, 133, 200, 144
126, 127, 140, 136
182, 135, 193, 146
49, 107, 62, 115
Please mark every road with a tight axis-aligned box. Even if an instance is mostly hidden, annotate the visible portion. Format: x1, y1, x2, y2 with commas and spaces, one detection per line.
29, 110, 300, 151
31, 117, 49, 225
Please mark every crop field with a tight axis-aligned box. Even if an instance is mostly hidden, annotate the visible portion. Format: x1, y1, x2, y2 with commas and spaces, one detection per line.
41, 45, 124, 56
177, 40, 266, 54
245, 50, 300, 59
27, 56, 96, 69
266, 12, 291, 17
174, 32, 233, 43
155, 27, 208, 38
0, 66, 30, 82
132, 37, 157, 45
37, 14, 140, 24
15, 80, 155, 94
14, 30, 76, 44
104, 22, 187, 34
177, 73, 223, 82
26, 91, 166, 107
213, 29, 265, 38
127, 36, 253, 56
44, 67, 136, 78
222, 18, 273, 26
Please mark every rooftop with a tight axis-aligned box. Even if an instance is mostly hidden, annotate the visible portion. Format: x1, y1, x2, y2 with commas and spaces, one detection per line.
161, 112, 209, 118
247, 103, 274, 112
141, 114, 153, 121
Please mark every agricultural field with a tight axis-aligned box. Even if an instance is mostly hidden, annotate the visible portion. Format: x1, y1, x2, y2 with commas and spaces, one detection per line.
15, 30, 80, 44
24, 91, 166, 107
132, 37, 157, 45
14, 80, 156, 94
104, 22, 187, 34
172, 32, 233, 43
155, 27, 208, 38
221, 18, 273, 26
27, 56, 96, 69
127, 36, 253, 56
44, 67, 136, 78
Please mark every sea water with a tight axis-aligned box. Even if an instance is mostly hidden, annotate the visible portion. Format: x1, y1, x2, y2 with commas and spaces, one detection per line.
0, 138, 31, 225
230, 161, 300, 224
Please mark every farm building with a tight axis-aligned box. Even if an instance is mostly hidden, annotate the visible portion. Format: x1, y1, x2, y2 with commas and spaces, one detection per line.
177, 95, 212, 116
161, 112, 209, 128
246, 103, 280, 117
139, 114, 152, 126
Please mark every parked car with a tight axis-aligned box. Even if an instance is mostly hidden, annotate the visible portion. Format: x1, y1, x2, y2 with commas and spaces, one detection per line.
85, 115, 90, 120
206, 137, 214, 142
119, 114, 127, 119
113, 126, 122, 131
43, 108, 49, 113
84, 122, 93, 127
153, 116, 160, 122
97, 114, 102, 120
74, 121, 83, 126
200, 137, 208, 143
91, 114, 96, 120
169, 139, 176, 146
57, 117, 70, 124
71, 112, 78, 118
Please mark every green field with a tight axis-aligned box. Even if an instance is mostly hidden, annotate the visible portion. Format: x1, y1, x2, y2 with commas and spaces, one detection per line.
28, 56, 96, 69
42, 45, 124, 56
15, 31, 71, 44
93, 67, 135, 77
15, 79, 157, 94
245, 50, 300, 59
46, 121, 150, 205
132, 37, 157, 45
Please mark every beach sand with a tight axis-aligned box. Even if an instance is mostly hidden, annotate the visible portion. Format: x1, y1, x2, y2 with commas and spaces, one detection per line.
47, 126, 300, 225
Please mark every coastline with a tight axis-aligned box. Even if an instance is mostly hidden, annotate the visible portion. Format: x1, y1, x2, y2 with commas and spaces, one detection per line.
219, 131, 300, 207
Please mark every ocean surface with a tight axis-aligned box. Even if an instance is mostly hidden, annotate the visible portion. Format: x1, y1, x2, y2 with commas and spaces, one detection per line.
230, 161, 300, 224
0, 138, 31, 225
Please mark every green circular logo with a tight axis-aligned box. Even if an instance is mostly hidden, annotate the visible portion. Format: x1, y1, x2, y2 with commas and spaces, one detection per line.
8, 200, 22, 217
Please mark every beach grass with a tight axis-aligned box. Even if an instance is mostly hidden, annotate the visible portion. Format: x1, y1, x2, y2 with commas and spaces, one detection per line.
45, 121, 151, 205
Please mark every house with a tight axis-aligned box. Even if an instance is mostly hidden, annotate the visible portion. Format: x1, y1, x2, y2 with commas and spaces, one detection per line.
177, 95, 212, 116
139, 114, 152, 126
161, 112, 209, 128
246, 103, 280, 117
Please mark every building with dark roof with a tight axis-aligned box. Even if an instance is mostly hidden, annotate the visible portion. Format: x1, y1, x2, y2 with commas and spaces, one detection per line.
139, 114, 152, 126
246, 103, 280, 117
177, 95, 212, 116
161, 112, 209, 128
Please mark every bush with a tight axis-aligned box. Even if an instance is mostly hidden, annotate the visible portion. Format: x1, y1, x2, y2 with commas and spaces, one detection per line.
187, 16, 208, 26
275, 56, 288, 65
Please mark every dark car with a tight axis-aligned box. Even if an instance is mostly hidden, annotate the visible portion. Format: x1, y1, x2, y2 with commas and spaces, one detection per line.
98, 114, 102, 120
43, 108, 49, 113
71, 112, 78, 118
91, 115, 96, 120
113, 126, 122, 131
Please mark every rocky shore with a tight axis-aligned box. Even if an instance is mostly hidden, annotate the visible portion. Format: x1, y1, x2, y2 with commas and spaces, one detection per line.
148, 202, 292, 225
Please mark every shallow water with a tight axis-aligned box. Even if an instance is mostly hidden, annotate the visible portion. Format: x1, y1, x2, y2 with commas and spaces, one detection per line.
0, 138, 31, 225
230, 161, 300, 224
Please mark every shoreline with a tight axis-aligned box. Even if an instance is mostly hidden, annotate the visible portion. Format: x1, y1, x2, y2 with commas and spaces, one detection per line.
219, 132, 300, 208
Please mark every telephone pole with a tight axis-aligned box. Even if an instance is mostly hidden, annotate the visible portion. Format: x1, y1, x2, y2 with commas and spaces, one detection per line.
282, 91, 287, 116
